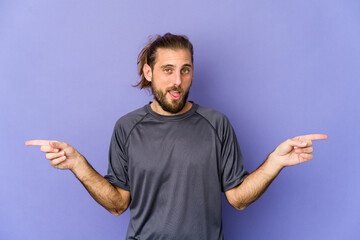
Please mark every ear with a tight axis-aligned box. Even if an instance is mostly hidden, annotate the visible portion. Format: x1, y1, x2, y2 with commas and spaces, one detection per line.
143, 64, 152, 82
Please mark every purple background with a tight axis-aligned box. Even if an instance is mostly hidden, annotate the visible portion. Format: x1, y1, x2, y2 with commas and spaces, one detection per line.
1, 1, 359, 239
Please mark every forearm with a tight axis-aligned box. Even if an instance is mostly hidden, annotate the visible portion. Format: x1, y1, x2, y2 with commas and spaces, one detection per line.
71, 156, 128, 215
229, 153, 283, 210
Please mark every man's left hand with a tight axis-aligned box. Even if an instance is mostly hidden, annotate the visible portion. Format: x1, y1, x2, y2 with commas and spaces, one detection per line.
270, 134, 328, 168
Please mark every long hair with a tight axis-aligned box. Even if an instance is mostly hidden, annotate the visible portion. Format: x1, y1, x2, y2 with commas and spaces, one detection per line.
134, 33, 194, 92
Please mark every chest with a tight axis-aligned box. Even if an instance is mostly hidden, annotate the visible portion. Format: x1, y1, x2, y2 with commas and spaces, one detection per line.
126, 119, 221, 182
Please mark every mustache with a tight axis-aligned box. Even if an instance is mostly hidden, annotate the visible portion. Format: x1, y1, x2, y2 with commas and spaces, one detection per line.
166, 86, 184, 93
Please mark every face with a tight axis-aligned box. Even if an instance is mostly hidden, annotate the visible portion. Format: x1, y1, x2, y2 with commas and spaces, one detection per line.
144, 48, 194, 115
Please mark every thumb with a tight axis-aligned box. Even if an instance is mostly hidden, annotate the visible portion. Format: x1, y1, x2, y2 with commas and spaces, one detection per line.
277, 139, 307, 155
49, 141, 65, 149
288, 139, 308, 148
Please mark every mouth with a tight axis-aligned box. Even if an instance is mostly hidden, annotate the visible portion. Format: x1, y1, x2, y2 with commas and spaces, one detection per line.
168, 90, 182, 100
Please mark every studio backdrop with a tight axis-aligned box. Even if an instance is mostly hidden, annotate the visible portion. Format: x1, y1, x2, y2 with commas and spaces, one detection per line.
0, 1, 359, 239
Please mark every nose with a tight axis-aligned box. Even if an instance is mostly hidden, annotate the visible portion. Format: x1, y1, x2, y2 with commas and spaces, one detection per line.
173, 71, 182, 87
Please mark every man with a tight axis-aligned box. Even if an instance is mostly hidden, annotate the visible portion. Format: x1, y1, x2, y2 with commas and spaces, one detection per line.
26, 33, 327, 239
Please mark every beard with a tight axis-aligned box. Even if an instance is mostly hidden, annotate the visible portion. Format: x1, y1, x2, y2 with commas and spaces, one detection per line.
151, 84, 190, 114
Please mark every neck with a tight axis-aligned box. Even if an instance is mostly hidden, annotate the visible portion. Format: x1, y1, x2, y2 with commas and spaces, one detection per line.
150, 101, 193, 116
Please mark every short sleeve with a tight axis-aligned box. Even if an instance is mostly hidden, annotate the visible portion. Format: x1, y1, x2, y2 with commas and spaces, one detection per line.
220, 118, 249, 192
104, 122, 131, 191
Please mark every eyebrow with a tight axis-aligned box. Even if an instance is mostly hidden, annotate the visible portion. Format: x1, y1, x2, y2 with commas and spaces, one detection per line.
160, 64, 193, 68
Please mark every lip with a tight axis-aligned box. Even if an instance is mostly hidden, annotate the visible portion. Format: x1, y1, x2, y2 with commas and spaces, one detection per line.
168, 91, 182, 100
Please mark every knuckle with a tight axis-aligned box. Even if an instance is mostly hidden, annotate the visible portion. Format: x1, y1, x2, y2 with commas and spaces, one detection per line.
51, 157, 62, 166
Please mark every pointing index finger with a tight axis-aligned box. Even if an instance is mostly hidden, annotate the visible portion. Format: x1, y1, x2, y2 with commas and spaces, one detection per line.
300, 134, 328, 141
25, 140, 52, 146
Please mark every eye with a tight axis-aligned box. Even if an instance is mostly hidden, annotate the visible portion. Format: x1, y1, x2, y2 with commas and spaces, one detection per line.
164, 68, 172, 73
181, 68, 190, 74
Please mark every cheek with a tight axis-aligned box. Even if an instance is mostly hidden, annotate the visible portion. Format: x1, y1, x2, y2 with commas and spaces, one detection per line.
183, 77, 193, 88
152, 75, 169, 87
158, 74, 172, 84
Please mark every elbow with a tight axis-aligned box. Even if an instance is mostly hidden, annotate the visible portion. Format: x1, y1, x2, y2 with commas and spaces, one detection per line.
111, 211, 121, 216
228, 197, 249, 210
227, 196, 249, 211
109, 207, 125, 216
110, 209, 121, 216
233, 202, 249, 211
236, 205, 247, 211
109, 204, 129, 216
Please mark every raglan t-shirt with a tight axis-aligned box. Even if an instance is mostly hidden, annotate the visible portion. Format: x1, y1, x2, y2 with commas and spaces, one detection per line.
104, 102, 248, 240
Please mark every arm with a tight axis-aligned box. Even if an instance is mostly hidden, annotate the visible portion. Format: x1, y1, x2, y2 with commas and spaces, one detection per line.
225, 134, 328, 210
25, 140, 130, 216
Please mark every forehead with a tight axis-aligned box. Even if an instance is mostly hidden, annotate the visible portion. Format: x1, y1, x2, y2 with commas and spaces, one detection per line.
153, 48, 192, 67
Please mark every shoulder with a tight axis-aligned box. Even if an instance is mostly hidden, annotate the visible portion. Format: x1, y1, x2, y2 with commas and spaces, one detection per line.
196, 105, 231, 128
112, 105, 149, 140
195, 105, 234, 140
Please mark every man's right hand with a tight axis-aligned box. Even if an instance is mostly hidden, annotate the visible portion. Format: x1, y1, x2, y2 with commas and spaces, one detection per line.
25, 140, 84, 171
25, 139, 130, 215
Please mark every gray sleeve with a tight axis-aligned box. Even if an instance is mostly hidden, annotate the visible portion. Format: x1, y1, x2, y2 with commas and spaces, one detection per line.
220, 118, 249, 192
104, 122, 131, 191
